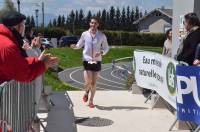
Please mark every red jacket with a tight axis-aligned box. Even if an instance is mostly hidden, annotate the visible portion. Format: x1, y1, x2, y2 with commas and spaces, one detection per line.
0, 24, 46, 84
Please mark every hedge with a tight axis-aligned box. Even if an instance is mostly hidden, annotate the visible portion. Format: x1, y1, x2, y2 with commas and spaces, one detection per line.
35, 28, 165, 47
75, 29, 165, 47
35, 27, 70, 40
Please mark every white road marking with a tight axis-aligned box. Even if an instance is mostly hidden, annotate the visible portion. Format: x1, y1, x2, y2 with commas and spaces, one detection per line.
99, 67, 126, 86
70, 68, 125, 89
111, 69, 126, 81
69, 69, 106, 90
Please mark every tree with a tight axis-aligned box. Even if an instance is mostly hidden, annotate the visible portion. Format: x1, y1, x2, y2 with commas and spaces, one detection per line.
61, 15, 66, 27
109, 6, 115, 30
25, 16, 31, 26
101, 9, 107, 30
96, 10, 101, 21
121, 7, 126, 30
79, 9, 84, 29
68, 10, 75, 33
135, 6, 140, 20
106, 11, 110, 29
53, 18, 57, 27
30, 16, 35, 27
48, 20, 53, 27
139, 11, 143, 18
130, 8, 136, 31
0, 0, 16, 17
57, 15, 62, 27
74, 10, 79, 29
126, 6, 131, 30
115, 7, 121, 30
86, 10, 92, 24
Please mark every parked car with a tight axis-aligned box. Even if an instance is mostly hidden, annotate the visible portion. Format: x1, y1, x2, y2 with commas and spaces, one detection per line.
59, 36, 79, 47
41, 38, 53, 49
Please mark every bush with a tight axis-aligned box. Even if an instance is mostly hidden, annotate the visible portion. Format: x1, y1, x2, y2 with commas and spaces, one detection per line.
126, 74, 135, 89
75, 29, 165, 47
35, 27, 70, 39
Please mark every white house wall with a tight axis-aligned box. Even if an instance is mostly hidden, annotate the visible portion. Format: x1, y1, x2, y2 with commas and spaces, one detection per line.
138, 11, 172, 33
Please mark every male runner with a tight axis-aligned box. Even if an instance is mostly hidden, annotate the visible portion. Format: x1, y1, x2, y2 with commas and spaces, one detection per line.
71, 17, 109, 108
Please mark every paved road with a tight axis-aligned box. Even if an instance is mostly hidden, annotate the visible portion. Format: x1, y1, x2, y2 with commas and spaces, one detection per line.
58, 63, 132, 90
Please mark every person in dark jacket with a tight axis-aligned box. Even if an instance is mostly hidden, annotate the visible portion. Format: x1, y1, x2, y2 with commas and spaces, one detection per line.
0, 11, 59, 84
176, 13, 200, 65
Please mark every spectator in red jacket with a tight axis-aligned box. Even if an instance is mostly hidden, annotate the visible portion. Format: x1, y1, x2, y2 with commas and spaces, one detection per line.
0, 11, 59, 84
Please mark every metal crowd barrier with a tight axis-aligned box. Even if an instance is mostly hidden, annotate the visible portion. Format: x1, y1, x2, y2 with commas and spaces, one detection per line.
0, 80, 37, 132
112, 57, 133, 79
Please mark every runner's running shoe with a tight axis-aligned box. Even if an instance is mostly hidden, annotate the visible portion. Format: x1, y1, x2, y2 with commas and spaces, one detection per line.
89, 102, 95, 108
83, 94, 88, 102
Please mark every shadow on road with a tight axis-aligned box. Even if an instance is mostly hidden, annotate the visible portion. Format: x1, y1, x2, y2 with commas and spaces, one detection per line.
75, 117, 114, 127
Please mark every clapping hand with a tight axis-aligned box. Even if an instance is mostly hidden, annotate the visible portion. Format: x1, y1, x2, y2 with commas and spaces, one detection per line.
193, 59, 200, 66
95, 51, 103, 57
22, 42, 32, 50
70, 44, 76, 49
39, 51, 59, 69
31, 37, 41, 48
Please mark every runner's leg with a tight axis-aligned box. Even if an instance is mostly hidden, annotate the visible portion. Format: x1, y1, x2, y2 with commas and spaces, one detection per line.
83, 70, 92, 94
89, 71, 99, 103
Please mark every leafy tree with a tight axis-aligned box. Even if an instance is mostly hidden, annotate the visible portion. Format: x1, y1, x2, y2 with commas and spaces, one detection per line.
79, 9, 84, 28
121, 7, 126, 30
30, 16, 35, 27
68, 10, 75, 33
126, 6, 131, 30
101, 9, 107, 30
106, 11, 110, 29
25, 16, 31, 26
86, 10, 92, 24
57, 15, 62, 27
61, 15, 66, 27
115, 7, 121, 30
48, 20, 53, 27
135, 6, 140, 20
74, 10, 79, 29
0, 0, 16, 17
139, 11, 143, 18
53, 18, 57, 27
109, 6, 115, 30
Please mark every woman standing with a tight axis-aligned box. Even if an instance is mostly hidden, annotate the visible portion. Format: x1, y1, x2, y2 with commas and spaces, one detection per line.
71, 17, 109, 108
176, 13, 200, 65
162, 29, 172, 57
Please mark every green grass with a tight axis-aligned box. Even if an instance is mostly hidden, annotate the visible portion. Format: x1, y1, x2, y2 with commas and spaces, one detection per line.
45, 46, 162, 91
47, 46, 162, 69
45, 70, 78, 91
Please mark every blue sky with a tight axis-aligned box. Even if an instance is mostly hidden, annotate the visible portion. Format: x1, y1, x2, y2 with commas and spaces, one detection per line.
0, 0, 172, 24
0, 0, 172, 16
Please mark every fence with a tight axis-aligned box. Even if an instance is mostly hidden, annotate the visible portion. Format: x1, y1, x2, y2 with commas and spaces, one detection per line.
0, 80, 38, 132
112, 57, 133, 80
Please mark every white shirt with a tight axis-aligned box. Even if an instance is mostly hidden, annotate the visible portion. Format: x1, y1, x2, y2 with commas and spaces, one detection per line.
75, 29, 109, 62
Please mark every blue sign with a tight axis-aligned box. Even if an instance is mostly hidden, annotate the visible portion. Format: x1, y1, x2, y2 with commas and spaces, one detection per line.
176, 65, 200, 125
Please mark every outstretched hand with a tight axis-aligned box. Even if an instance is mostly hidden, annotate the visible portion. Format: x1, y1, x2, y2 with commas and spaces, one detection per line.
70, 44, 76, 49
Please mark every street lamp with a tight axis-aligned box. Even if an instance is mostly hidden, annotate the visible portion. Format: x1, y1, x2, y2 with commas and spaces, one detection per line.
17, 0, 20, 12
35, 9, 39, 29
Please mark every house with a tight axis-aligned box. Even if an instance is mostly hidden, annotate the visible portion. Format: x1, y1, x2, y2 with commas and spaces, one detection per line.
133, 8, 172, 33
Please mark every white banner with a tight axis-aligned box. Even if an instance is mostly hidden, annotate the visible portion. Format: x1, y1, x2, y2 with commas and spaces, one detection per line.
134, 50, 178, 108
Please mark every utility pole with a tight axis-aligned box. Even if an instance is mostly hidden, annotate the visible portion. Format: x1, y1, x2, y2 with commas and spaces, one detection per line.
42, 2, 44, 28
17, 0, 20, 12
35, 9, 39, 29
